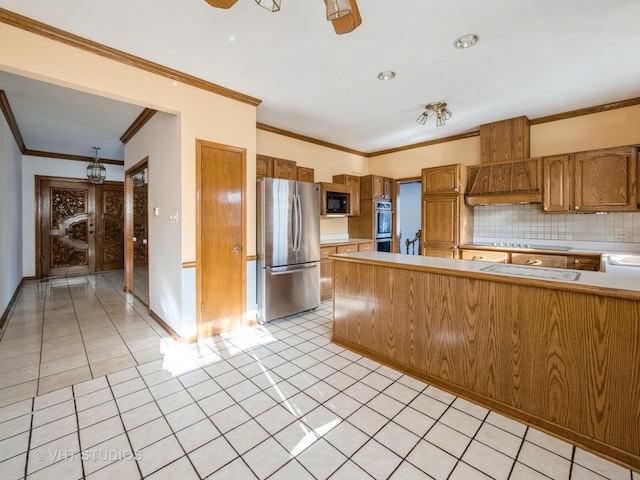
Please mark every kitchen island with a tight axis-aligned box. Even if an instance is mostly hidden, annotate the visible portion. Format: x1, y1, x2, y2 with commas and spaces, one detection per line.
331, 252, 640, 471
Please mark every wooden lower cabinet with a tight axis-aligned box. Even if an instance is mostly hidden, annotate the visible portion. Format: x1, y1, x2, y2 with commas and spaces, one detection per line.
461, 248, 602, 271
421, 194, 473, 258
320, 240, 373, 301
423, 248, 456, 259
511, 252, 569, 268
460, 249, 508, 263
332, 257, 640, 471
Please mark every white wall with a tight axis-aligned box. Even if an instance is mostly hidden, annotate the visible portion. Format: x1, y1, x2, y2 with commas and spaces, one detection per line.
21, 156, 124, 277
124, 112, 188, 335
0, 109, 23, 315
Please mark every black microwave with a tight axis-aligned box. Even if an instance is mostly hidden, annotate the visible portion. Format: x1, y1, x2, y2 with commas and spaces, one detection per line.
326, 191, 349, 214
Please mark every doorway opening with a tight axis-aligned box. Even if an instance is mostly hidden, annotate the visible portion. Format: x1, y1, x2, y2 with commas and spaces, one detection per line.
125, 158, 149, 305
395, 179, 422, 255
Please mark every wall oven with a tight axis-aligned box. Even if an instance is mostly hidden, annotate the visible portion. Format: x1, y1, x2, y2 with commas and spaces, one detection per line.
375, 239, 392, 253
374, 201, 392, 251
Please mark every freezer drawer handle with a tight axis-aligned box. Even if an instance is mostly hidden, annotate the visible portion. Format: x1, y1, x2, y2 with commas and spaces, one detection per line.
269, 265, 318, 276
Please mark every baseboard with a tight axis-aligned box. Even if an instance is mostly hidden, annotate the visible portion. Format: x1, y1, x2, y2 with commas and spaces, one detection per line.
149, 309, 197, 344
0, 277, 27, 334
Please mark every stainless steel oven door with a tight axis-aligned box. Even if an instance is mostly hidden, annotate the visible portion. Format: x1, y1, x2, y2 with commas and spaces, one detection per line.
375, 239, 392, 252
375, 209, 392, 239
374, 201, 393, 239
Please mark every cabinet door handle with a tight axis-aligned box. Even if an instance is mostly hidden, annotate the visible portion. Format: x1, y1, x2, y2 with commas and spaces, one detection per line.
526, 259, 542, 265
472, 256, 484, 260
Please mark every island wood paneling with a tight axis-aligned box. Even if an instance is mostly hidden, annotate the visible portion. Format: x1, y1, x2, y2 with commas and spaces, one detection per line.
332, 258, 640, 471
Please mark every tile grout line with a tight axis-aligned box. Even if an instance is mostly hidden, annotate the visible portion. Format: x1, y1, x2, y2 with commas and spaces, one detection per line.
34, 279, 50, 400
69, 279, 94, 383
23, 396, 35, 479
506, 425, 529, 479
71, 383, 86, 479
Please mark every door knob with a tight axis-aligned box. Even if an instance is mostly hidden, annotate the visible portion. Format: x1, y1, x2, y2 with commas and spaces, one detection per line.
233, 245, 241, 253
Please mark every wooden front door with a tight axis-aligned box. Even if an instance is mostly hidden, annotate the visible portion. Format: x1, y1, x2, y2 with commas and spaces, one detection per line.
41, 179, 96, 277
96, 183, 125, 271
39, 178, 124, 277
197, 140, 246, 338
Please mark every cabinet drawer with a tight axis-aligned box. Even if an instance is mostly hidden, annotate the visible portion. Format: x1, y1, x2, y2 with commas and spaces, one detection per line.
424, 248, 456, 259
571, 255, 601, 271
320, 246, 337, 259
511, 253, 568, 268
461, 249, 508, 263
358, 242, 374, 252
337, 244, 357, 254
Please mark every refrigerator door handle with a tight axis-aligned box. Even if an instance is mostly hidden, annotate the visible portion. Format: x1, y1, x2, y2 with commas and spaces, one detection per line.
296, 194, 303, 252
268, 264, 318, 275
291, 195, 298, 252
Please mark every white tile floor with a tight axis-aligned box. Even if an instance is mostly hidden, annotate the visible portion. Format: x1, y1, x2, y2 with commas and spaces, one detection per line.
0, 272, 637, 479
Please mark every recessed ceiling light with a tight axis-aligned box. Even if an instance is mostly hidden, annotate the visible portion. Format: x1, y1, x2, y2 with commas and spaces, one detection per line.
377, 71, 396, 81
454, 33, 480, 49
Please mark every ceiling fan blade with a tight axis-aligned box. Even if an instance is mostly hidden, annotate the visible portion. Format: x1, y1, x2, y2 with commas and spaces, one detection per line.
204, 0, 239, 8
329, 0, 362, 35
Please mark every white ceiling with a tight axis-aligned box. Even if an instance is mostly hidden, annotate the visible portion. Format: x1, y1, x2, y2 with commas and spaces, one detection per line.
1, 0, 639, 159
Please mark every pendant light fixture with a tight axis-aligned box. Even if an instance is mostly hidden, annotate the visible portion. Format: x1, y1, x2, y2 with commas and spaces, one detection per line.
416, 102, 453, 127
326, 0, 352, 20
86, 147, 106, 185
255, 0, 280, 12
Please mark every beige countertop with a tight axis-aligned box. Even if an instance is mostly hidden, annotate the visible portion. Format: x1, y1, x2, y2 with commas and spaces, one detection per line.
331, 251, 640, 299
321, 238, 372, 246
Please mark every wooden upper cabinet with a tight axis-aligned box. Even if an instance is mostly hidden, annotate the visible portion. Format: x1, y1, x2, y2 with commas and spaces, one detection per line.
333, 174, 361, 215
422, 164, 463, 195
383, 177, 392, 199
297, 166, 315, 183
542, 154, 571, 212
271, 157, 297, 180
361, 175, 392, 200
480, 116, 530, 163
256, 154, 271, 179
572, 146, 637, 212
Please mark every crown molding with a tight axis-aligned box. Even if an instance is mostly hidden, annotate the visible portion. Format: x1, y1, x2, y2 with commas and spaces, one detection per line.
0, 90, 26, 153
367, 131, 481, 158
24, 149, 124, 165
0, 8, 261, 107
529, 96, 640, 125
257, 123, 368, 157
120, 108, 157, 144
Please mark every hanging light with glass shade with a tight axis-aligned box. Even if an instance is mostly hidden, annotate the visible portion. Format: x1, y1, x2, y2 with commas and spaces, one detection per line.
255, 0, 280, 12
86, 147, 106, 184
416, 102, 453, 127
326, 0, 352, 20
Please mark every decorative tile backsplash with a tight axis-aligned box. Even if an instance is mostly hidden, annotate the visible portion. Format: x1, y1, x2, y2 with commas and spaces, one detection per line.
474, 204, 640, 243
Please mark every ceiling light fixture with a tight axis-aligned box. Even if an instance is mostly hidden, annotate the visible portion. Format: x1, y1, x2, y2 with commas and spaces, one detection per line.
326, 0, 352, 20
255, 0, 280, 12
416, 102, 453, 127
86, 147, 106, 184
454, 33, 480, 49
377, 71, 396, 81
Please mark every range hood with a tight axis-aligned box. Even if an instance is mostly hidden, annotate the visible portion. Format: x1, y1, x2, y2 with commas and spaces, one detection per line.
466, 116, 539, 205
465, 158, 541, 205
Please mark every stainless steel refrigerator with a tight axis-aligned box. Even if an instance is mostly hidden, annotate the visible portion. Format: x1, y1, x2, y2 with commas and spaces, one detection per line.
257, 178, 321, 323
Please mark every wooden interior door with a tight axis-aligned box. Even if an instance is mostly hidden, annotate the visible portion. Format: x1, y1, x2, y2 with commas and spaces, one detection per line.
41, 179, 96, 277
133, 185, 148, 268
197, 140, 246, 338
96, 183, 125, 271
